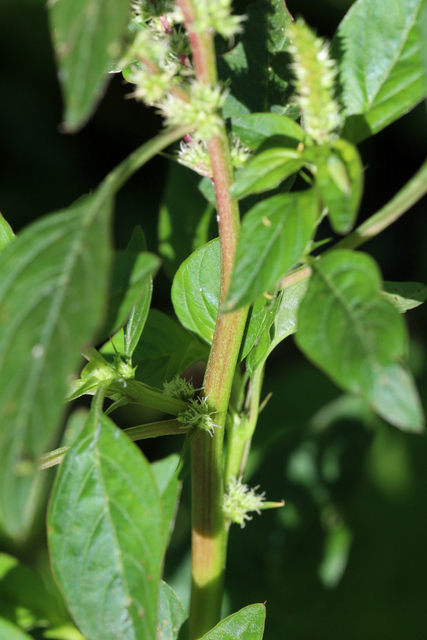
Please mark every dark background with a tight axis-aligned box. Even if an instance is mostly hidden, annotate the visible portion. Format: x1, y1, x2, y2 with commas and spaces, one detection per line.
1, 0, 427, 638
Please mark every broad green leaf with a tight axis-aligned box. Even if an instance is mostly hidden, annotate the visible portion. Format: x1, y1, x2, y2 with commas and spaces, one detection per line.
100, 250, 159, 339
124, 227, 153, 359
381, 281, 427, 312
48, 405, 163, 640
335, 0, 426, 143
296, 250, 424, 432
308, 139, 363, 234
0, 213, 14, 253
231, 148, 304, 199
231, 113, 304, 150
0, 618, 33, 640
159, 163, 215, 279
49, 0, 131, 131
218, 0, 295, 117
201, 604, 266, 640
172, 239, 220, 344
224, 190, 318, 311
151, 455, 181, 549
131, 310, 209, 388
156, 581, 188, 640
0, 191, 112, 540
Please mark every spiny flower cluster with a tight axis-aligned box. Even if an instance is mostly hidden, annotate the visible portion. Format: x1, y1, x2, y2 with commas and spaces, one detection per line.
178, 133, 250, 177
288, 18, 341, 143
223, 478, 266, 528
177, 397, 220, 436
163, 375, 196, 402
192, 0, 245, 39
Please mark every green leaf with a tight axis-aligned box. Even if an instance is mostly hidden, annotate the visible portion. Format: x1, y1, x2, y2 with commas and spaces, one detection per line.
335, 0, 426, 143
0, 553, 63, 630
48, 405, 164, 640
218, 0, 295, 117
309, 139, 363, 234
231, 113, 304, 150
101, 250, 160, 339
0, 618, 33, 640
296, 250, 424, 432
269, 279, 310, 354
224, 190, 318, 311
156, 581, 188, 640
131, 310, 209, 388
201, 604, 266, 640
172, 239, 220, 344
49, 0, 131, 131
158, 163, 215, 279
231, 148, 304, 199
0, 190, 112, 541
240, 296, 268, 361
381, 281, 427, 312
0, 213, 14, 254
151, 455, 181, 549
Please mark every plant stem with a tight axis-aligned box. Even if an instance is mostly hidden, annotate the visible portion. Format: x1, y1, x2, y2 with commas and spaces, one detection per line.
175, 1, 249, 636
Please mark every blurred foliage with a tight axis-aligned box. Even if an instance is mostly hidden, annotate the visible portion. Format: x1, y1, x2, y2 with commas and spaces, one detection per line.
0, 0, 426, 638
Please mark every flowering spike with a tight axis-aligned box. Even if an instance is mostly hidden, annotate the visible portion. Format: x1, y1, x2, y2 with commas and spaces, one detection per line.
288, 18, 341, 143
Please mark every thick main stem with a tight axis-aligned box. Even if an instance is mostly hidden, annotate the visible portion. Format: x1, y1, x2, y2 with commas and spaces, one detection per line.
175, 2, 249, 637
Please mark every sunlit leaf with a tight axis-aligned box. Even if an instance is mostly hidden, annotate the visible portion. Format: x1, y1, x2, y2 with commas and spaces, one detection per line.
296, 250, 424, 431
335, 0, 426, 142
224, 190, 318, 311
201, 604, 266, 640
48, 405, 164, 640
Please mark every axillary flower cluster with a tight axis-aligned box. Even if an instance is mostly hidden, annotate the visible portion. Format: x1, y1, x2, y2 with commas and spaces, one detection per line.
114, 0, 249, 176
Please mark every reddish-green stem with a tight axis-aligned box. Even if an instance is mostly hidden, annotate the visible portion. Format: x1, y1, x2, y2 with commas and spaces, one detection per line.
175, 1, 249, 637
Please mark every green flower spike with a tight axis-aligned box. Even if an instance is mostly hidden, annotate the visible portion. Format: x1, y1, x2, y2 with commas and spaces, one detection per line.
288, 18, 341, 144
163, 375, 196, 402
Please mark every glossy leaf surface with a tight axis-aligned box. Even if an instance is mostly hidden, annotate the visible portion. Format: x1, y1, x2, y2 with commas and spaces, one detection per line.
225, 190, 318, 311
49, 0, 131, 131
48, 406, 163, 640
231, 113, 304, 150
0, 191, 112, 540
296, 251, 424, 431
172, 239, 220, 344
231, 149, 304, 199
131, 310, 209, 388
201, 604, 266, 640
336, 0, 426, 142
156, 581, 188, 640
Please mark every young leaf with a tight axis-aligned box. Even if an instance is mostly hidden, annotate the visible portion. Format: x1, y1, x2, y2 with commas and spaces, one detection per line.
309, 139, 363, 234
0, 191, 112, 541
172, 239, 220, 344
224, 190, 318, 311
381, 281, 427, 312
123, 226, 153, 359
157, 581, 188, 640
231, 148, 304, 200
100, 250, 160, 339
48, 405, 164, 640
0, 212, 14, 253
231, 113, 304, 150
335, 0, 426, 143
240, 296, 268, 361
201, 604, 266, 640
269, 279, 310, 354
49, 0, 131, 131
131, 310, 209, 388
296, 250, 424, 432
